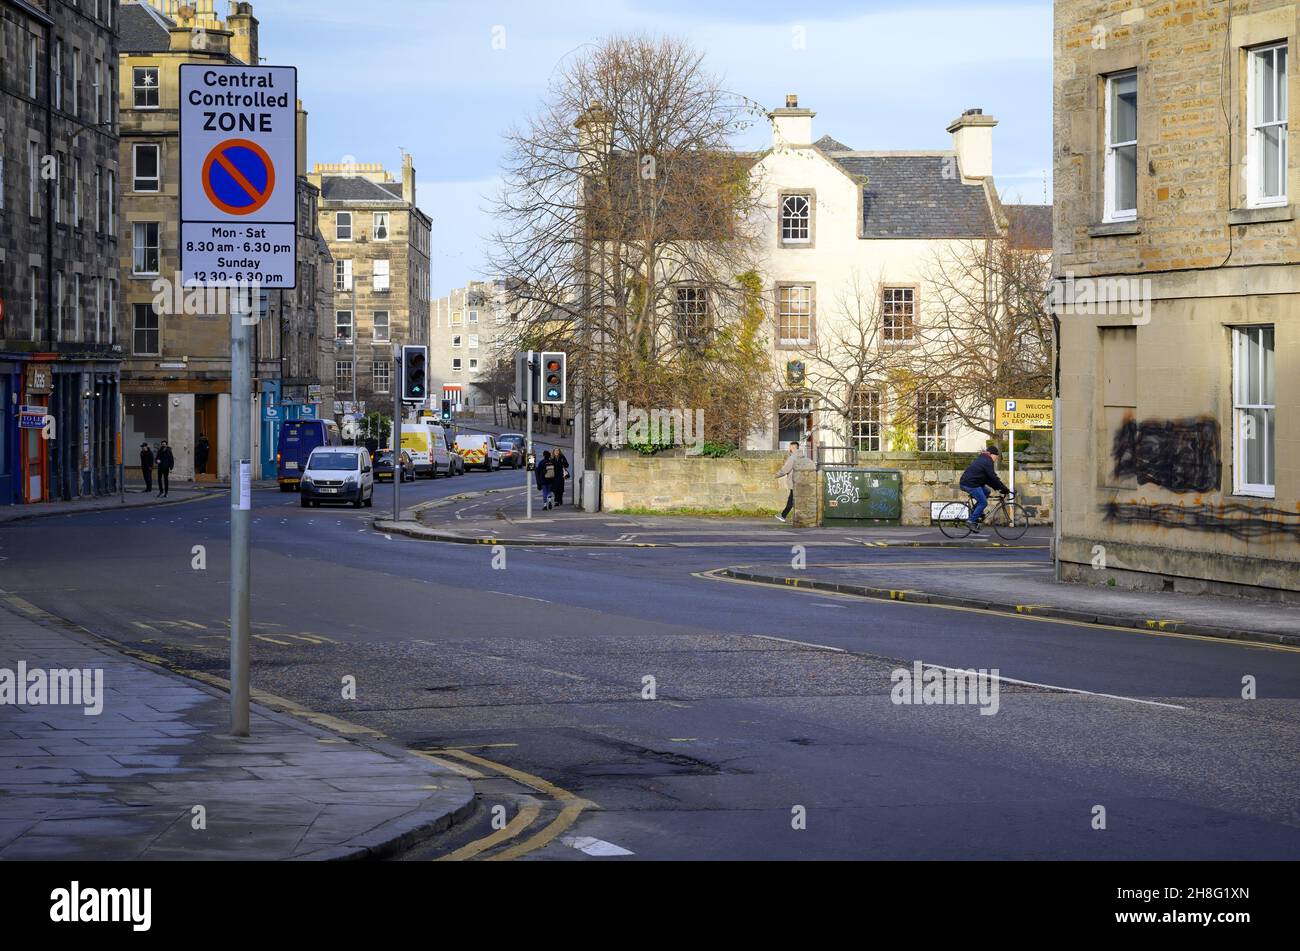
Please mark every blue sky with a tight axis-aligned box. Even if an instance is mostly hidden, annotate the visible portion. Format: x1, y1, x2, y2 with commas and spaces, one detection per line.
259, 0, 1053, 298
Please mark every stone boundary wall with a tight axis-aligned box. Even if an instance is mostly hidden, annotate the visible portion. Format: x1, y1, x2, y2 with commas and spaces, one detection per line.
599, 450, 1054, 527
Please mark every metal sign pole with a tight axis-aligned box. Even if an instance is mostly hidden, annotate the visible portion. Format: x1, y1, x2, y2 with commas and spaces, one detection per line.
1008, 429, 1016, 499
526, 351, 534, 521
230, 303, 252, 737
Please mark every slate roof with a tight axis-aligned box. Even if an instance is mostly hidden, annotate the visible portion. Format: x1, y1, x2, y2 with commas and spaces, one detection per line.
1003, 203, 1053, 250
813, 135, 853, 153
827, 153, 997, 239
319, 176, 403, 203
120, 1, 173, 53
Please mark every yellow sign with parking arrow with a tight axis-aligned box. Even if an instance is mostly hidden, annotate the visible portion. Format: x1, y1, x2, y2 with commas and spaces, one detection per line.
995, 398, 1054, 431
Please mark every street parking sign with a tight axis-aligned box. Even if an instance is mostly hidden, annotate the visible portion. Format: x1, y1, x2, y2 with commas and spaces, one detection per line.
180, 65, 297, 288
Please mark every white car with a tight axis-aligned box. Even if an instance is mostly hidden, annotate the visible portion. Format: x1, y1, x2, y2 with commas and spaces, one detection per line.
300, 446, 374, 508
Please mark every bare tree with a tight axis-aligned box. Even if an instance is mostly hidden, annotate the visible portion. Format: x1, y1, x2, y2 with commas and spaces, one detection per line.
915, 237, 1053, 439
488, 34, 772, 449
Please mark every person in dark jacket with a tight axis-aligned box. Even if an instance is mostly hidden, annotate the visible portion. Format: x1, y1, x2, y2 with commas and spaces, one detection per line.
551, 448, 569, 507
139, 443, 155, 494
156, 441, 175, 498
959, 445, 1011, 532
536, 450, 554, 510
195, 434, 210, 476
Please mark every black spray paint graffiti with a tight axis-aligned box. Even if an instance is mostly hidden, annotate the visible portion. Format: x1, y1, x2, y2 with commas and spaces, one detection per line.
1104, 500, 1300, 542
1111, 417, 1221, 494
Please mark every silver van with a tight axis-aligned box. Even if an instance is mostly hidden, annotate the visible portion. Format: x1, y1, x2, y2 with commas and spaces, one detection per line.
300, 446, 374, 508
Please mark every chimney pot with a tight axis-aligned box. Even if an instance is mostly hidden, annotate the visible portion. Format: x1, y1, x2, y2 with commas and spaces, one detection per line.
786, 94, 798, 108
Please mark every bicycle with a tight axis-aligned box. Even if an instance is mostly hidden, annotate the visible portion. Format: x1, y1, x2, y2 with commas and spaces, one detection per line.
937, 493, 1029, 540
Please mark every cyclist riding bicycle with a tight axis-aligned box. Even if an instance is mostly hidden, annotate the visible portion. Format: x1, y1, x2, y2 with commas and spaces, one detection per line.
959, 444, 1012, 534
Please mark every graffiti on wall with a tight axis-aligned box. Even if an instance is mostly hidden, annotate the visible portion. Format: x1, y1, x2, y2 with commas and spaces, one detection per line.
1103, 499, 1300, 542
1111, 416, 1221, 494
825, 470, 861, 505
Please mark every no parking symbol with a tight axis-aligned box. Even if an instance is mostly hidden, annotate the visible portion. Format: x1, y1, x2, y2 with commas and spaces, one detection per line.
202, 139, 276, 216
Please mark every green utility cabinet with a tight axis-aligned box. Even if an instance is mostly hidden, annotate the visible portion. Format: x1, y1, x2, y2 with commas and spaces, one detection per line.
821, 468, 903, 526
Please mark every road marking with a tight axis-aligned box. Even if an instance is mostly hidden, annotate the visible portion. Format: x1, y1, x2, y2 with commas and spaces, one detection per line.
561, 835, 634, 857
696, 569, 1300, 654
487, 802, 587, 862
253, 634, 294, 646
751, 633, 846, 653
436, 804, 542, 862
918, 661, 1188, 711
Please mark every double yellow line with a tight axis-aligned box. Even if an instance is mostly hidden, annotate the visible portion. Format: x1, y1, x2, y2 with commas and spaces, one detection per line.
420, 747, 596, 862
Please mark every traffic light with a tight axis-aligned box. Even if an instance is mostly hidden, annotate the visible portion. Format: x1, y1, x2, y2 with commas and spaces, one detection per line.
540, 352, 566, 406
401, 345, 428, 403
441, 399, 452, 422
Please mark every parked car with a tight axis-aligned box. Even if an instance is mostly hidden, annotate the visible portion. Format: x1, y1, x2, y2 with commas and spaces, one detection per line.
300, 446, 374, 508
449, 450, 466, 476
496, 436, 526, 469
454, 434, 501, 471
374, 449, 415, 483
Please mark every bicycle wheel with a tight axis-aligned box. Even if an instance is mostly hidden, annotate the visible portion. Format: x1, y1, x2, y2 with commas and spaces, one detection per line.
988, 502, 1029, 540
937, 501, 974, 539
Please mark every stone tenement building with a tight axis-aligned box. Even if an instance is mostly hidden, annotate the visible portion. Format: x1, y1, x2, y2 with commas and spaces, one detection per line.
118, 0, 333, 482
430, 279, 515, 413
1053, 0, 1298, 598
308, 158, 432, 419
0, 0, 122, 506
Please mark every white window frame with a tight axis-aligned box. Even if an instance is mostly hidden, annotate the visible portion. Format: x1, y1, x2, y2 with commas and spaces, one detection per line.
28, 34, 38, 98
94, 277, 102, 343
106, 170, 115, 235
777, 284, 813, 346
334, 259, 352, 291
372, 258, 390, 292
132, 66, 159, 109
53, 40, 62, 110
373, 212, 390, 240
452, 358, 463, 372
335, 309, 353, 341
780, 194, 811, 243
94, 166, 101, 230
133, 143, 160, 193
468, 334, 479, 350
1247, 42, 1289, 209
107, 279, 116, 345
335, 360, 353, 390
469, 358, 479, 370
72, 273, 81, 340
335, 211, 352, 241
72, 47, 81, 118
132, 221, 160, 275
452, 334, 462, 349
372, 311, 390, 343
850, 388, 883, 452
1233, 325, 1276, 497
373, 361, 391, 394
881, 287, 916, 344
72, 156, 81, 226
1104, 70, 1138, 223
28, 140, 40, 216
916, 391, 949, 452
29, 267, 40, 341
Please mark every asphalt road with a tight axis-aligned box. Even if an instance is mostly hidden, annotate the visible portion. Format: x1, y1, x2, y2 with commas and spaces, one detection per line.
3, 470, 1299, 860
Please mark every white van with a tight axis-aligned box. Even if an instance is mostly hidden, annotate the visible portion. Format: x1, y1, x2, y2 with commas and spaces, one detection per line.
401, 421, 452, 479
300, 446, 374, 508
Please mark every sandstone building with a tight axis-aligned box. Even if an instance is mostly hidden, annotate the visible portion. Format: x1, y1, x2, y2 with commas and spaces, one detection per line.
1053, 0, 1298, 597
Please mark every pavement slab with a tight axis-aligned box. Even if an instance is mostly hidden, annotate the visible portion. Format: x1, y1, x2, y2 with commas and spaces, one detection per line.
0, 603, 474, 861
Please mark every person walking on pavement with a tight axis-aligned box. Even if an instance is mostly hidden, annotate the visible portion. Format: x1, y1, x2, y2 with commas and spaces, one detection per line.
537, 450, 555, 510
553, 448, 570, 508
195, 433, 210, 477
139, 443, 155, 494
773, 441, 801, 523
156, 440, 175, 498
958, 444, 1012, 534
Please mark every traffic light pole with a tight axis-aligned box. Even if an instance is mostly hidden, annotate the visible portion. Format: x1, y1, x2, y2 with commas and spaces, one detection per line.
525, 350, 533, 521
393, 343, 401, 522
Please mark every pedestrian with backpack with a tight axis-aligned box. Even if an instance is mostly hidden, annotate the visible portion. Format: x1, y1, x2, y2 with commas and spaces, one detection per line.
537, 451, 555, 510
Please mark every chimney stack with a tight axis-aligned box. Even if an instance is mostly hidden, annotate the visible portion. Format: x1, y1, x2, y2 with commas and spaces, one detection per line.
770, 94, 814, 149
227, 2, 259, 67
402, 152, 416, 205
946, 108, 998, 181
